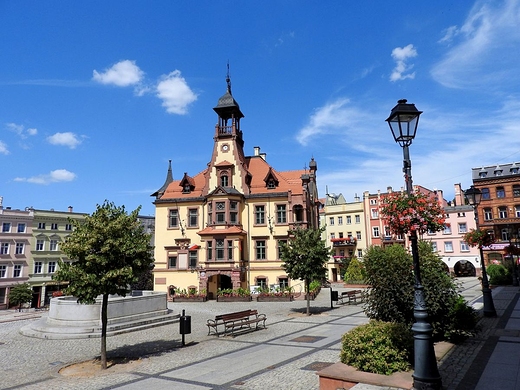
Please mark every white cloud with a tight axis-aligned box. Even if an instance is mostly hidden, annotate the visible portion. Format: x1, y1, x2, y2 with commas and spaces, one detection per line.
390, 44, 417, 82
92, 60, 144, 87
14, 169, 76, 185
47, 132, 82, 149
438, 25, 459, 43
5, 122, 38, 139
0, 141, 9, 155
156, 70, 198, 115
431, 0, 520, 89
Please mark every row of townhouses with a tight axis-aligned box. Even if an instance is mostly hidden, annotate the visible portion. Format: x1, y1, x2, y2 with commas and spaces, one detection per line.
2, 77, 520, 308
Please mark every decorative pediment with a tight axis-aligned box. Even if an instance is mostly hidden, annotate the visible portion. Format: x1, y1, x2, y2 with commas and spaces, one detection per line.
208, 186, 242, 196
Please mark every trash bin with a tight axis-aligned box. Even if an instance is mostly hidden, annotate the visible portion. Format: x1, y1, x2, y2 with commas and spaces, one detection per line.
180, 314, 191, 335
331, 290, 339, 301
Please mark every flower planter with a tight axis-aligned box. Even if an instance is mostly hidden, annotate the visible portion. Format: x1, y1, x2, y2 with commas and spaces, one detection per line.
216, 296, 252, 302
172, 296, 207, 302
256, 295, 294, 302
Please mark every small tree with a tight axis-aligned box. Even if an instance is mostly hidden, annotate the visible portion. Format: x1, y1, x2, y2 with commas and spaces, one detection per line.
53, 201, 154, 369
280, 226, 332, 315
8, 283, 33, 312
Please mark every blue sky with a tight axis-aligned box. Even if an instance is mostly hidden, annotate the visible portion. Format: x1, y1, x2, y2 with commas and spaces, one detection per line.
1, 1, 520, 216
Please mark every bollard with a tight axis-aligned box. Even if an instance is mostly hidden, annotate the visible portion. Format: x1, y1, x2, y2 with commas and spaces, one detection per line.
179, 309, 191, 347
330, 287, 338, 309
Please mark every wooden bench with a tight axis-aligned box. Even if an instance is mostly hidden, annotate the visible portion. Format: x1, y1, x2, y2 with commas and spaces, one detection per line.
336, 290, 364, 305
207, 309, 267, 337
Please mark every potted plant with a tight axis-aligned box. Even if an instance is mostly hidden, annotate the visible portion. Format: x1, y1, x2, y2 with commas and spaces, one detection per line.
172, 287, 207, 302
256, 286, 294, 302
216, 287, 252, 302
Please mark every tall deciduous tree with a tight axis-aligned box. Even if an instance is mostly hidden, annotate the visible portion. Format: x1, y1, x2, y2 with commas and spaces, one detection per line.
8, 283, 33, 312
280, 226, 331, 316
53, 201, 154, 369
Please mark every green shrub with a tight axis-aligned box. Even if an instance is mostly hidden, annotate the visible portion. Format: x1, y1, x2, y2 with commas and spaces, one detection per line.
340, 257, 352, 279
444, 295, 480, 343
363, 241, 474, 342
309, 280, 321, 292
340, 320, 413, 375
487, 264, 512, 285
344, 257, 366, 283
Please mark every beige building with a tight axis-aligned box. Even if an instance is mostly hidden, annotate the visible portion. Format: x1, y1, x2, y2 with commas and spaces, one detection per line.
323, 193, 368, 281
152, 76, 320, 298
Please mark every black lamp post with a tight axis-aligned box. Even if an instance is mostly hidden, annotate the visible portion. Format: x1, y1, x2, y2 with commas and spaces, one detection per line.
386, 99, 442, 390
464, 185, 497, 317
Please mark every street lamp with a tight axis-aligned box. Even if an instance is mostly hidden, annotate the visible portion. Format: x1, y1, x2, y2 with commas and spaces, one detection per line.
386, 99, 442, 390
464, 185, 497, 317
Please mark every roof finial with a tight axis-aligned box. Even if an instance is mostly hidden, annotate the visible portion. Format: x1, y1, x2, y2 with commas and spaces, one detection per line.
226, 61, 232, 94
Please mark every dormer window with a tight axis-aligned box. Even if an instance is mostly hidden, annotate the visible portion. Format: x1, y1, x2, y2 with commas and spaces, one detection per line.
180, 172, 195, 194
267, 179, 276, 189
264, 168, 279, 189
512, 167, 519, 174
479, 172, 487, 178
494, 170, 503, 176
183, 184, 191, 193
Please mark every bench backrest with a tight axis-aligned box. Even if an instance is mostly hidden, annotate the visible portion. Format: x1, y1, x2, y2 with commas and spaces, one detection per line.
216, 309, 257, 321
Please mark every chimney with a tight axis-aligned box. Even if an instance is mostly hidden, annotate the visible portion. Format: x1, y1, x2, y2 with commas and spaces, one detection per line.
68, 206, 73, 213
254, 146, 260, 156
454, 183, 464, 206
259, 153, 266, 160
387, 186, 393, 193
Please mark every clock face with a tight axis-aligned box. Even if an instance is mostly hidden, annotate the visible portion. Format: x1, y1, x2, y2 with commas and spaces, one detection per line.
221, 144, 229, 152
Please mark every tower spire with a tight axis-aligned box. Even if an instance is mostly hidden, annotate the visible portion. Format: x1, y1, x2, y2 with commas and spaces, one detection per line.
226, 61, 232, 94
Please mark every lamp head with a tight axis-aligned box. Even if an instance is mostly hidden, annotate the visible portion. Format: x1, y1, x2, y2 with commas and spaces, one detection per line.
464, 185, 482, 206
386, 99, 423, 147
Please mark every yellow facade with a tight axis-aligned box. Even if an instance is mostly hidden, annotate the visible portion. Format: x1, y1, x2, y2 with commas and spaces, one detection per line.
152, 76, 320, 299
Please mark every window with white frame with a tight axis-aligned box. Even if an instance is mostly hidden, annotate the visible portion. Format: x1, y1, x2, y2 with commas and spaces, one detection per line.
48, 261, 56, 273
256, 277, 267, 289
37, 222, 46, 229
50, 240, 58, 251
460, 241, 470, 251
338, 216, 343, 225
168, 256, 177, 269
65, 224, 73, 231
276, 205, 287, 224
13, 264, 21, 277
501, 228, 511, 241
51, 223, 58, 230
189, 251, 198, 268
346, 216, 352, 224
370, 199, 377, 205
17, 223, 26, 233
514, 185, 520, 197
443, 225, 452, 234
444, 242, 453, 252
255, 205, 265, 225
356, 231, 362, 240
36, 240, 44, 251
355, 215, 360, 223
458, 223, 467, 233
484, 208, 493, 220
2, 223, 10, 233
372, 227, 380, 237
371, 209, 378, 218
0, 243, 8, 255
357, 249, 363, 258
188, 208, 198, 227
516, 205, 520, 218
15, 242, 24, 255
330, 233, 335, 239
431, 242, 438, 252
329, 217, 334, 226
169, 209, 179, 228
499, 206, 508, 219
34, 261, 43, 273
255, 240, 266, 260
0, 265, 6, 278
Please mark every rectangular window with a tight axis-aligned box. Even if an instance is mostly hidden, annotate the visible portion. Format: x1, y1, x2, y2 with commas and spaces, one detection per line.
516, 206, 520, 218
0, 265, 6, 278
481, 188, 490, 200
279, 278, 289, 289
255, 205, 265, 225
13, 264, 21, 277
372, 227, 380, 237
207, 242, 213, 261
371, 209, 378, 218
34, 261, 43, 274
444, 242, 453, 252
169, 210, 179, 228
257, 277, 267, 289
501, 228, 510, 241
460, 242, 470, 252
338, 216, 343, 225
230, 201, 237, 210
227, 240, 233, 260
458, 223, 467, 234
50, 240, 58, 251
230, 212, 238, 224
338, 232, 344, 238
256, 240, 266, 260
17, 223, 26, 233
0, 243, 8, 255
330, 233, 335, 239
188, 209, 198, 227
443, 225, 452, 234
216, 202, 226, 224
48, 261, 56, 273
370, 199, 377, 205
499, 207, 508, 219
356, 231, 362, 240
36, 240, 44, 251
484, 208, 493, 221
168, 256, 177, 269
355, 215, 360, 223
15, 242, 24, 255
276, 205, 287, 224
431, 242, 438, 252
51, 223, 58, 230
329, 217, 334, 226
346, 216, 352, 224
65, 224, 73, 231
514, 185, 520, 197
216, 239, 225, 260
357, 249, 363, 258
189, 251, 197, 268
2, 223, 10, 233
496, 186, 505, 198
38, 222, 46, 229
277, 239, 287, 259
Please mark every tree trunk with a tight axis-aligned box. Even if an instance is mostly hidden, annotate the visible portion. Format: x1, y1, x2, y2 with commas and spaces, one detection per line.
305, 279, 311, 316
100, 293, 108, 369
